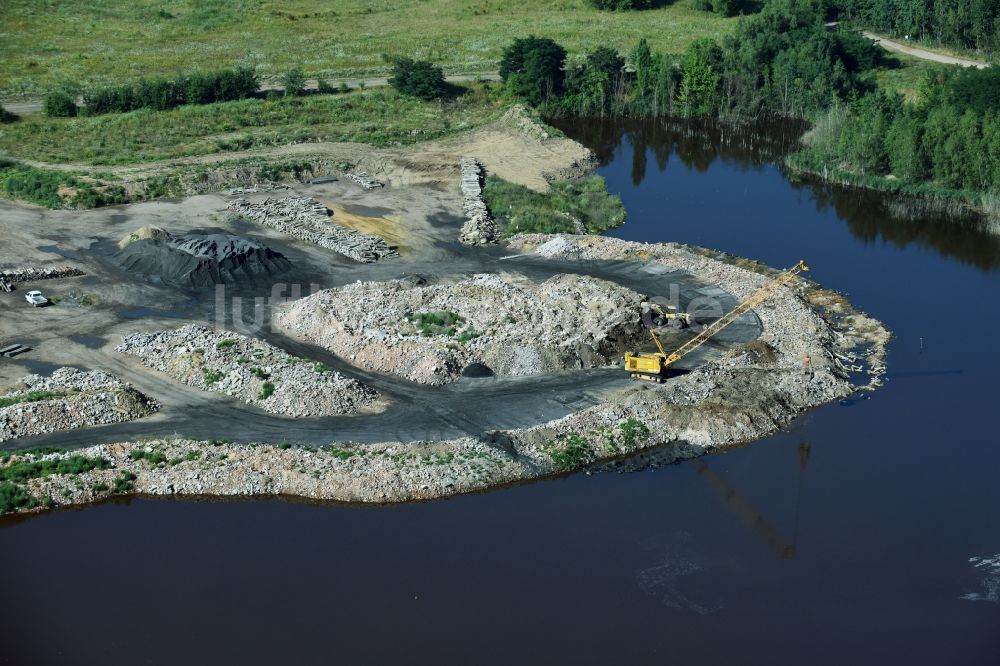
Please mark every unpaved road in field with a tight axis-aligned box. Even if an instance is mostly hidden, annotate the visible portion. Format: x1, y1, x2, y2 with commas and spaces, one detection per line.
0, 73, 502, 116
8, 106, 592, 193
864, 31, 990, 68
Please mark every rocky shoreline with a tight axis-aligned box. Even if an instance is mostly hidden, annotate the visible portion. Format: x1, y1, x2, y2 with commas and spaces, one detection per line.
1, 235, 890, 515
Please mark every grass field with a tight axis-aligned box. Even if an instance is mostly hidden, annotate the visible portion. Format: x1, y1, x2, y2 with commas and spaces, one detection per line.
869, 52, 952, 103
0, 85, 504, 165
0, 0, 735, 97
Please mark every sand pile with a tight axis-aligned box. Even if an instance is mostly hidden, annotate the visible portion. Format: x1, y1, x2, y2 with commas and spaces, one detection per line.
115, 229, 291, 288
276, 273, 648, 385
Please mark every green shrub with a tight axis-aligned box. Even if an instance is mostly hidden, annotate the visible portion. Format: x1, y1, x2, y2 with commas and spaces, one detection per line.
483, 174, 625, 236
618, 418, 651, 448
215, 339, 237, 350
258, 381, 275, 400
128, 449, 167, 465
0, 389, 69, 409
81, 65, 258, 115
283, 67, 306, 97
251, 367, 270, 380
549, 434, 595, 471
0, 454, 111, 483
202, 368, 225, 385
313, 362, 332, 374
317, 78, 335, 94
0, 162, 127, 209
456, 329, 480, 345
408, 310, 465, 336
43, 90, 77, 117
389, 57, 448, 100
0, 481, 37, 514
111, 472, 136, 494
589, 0, 653, 8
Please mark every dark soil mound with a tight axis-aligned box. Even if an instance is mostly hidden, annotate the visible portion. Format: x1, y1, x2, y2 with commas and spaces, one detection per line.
116, 232, 291, 288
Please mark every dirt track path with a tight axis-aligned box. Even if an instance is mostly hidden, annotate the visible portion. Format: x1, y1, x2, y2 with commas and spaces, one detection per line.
12, 107, 593, 193
864, 31, 990, 68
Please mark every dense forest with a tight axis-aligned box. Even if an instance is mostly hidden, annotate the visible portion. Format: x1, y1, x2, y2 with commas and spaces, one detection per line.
498, 0, 1000, 204
501, 1, 876, 120
794, 66, 1000, 201
831, 0, 1000, 55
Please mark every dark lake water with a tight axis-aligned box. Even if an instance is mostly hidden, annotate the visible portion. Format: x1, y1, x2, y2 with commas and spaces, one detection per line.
2, 119, 999, 665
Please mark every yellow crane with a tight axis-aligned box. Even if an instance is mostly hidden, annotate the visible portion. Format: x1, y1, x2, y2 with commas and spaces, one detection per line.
624, 260, 809, 382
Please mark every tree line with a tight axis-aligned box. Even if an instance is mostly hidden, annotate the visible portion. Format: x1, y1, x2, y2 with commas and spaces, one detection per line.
497, 0, 1000, 198
500, 0, 876, 120
43, 65, 259, 117
796, 66, 1000, 194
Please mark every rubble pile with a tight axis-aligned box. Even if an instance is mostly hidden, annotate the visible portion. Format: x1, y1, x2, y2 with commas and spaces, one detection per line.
0, 368, 158, 442
277, 273, 647, 385
343, 171, 384, 189
228, 182, 291, 195
227, 195, 398, 263
116, 325, 379, 416
510, 234, 891, 396
458, 158, 499, 246
0, 266, 85, 286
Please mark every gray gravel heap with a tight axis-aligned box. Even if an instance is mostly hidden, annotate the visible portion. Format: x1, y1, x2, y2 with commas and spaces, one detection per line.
0, 368, 158, 442
277, 272, 647, 385
227, 195, 397, 263
116, 324, 379, 417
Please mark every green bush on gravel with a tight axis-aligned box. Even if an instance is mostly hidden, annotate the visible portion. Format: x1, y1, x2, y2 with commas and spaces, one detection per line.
549, 433, 596, 471
483, 175, 625, 236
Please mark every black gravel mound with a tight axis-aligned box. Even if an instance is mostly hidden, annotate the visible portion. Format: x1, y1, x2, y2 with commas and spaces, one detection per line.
116, 232, 292, 288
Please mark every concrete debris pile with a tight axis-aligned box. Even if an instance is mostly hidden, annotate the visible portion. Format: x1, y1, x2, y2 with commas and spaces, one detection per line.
0, 368, 158, 442
511, 233, 891, 398
458, 158, 499, 246
227, 195, 397, 263
228, 182, 291, 195
343, 171, 384, 189
116, 325, 379, 417
276, 272, 647, 385
116, 230, 291, 289
0, 266, 85, 286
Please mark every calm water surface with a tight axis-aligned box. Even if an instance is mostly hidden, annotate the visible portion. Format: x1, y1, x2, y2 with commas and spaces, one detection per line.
2, 119, 998, 665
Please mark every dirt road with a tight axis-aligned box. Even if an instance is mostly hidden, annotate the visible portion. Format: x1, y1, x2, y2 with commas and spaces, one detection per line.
864, 31, 990, 68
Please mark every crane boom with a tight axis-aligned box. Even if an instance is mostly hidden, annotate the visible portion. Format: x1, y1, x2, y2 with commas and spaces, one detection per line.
624, 260, 808, 382
663, 260, 808, 366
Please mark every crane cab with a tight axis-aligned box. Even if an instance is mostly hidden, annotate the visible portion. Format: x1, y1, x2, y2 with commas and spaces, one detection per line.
624, 351, 669, 382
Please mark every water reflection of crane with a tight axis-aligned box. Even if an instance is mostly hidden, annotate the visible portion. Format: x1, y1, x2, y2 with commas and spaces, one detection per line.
694, 441, 811, 559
